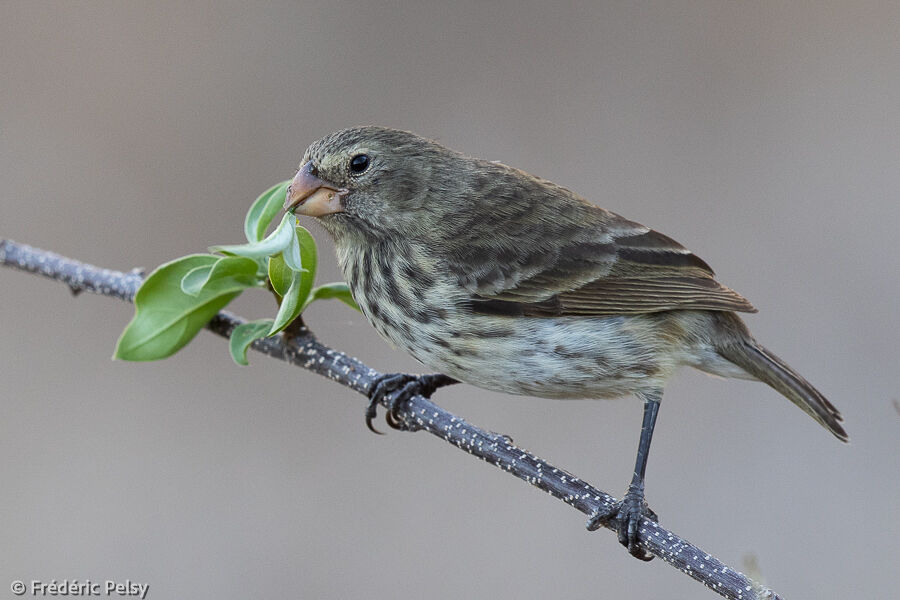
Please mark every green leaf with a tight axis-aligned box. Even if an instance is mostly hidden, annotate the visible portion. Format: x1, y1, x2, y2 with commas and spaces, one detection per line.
267, 253, 293, 297
281, 226, 303, 272
294, 225, 317, 275
268, 270, 306, 335
268, 224, 317, 303
180, 256, 260, 296
211, 212, 297, 259
287, 226, 318, 316
229, 319, 274, 365
306, 282, 361, 312
180, 264, 214, 296
114, 254, 259, 361
244, 180, 291, 243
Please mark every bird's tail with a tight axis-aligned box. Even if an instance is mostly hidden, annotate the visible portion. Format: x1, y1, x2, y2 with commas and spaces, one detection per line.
717, 334, 848, 442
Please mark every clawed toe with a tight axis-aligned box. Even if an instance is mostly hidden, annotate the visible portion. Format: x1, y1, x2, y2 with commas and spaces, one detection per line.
365, 373, 458, 433
618, 493, 654, 560
364, 400, 385, 434
365, 373, 413, 434
586, 490, 656, 561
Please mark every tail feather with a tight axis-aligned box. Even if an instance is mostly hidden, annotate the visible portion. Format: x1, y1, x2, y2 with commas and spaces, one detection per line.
718, 341, 849, 442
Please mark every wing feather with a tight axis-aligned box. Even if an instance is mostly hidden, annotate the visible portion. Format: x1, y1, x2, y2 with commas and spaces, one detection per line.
458, 212, 755, 317
441, 159, 755, 318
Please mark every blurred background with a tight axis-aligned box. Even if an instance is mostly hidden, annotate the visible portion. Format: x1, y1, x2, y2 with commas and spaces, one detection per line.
2, 2, 898, 598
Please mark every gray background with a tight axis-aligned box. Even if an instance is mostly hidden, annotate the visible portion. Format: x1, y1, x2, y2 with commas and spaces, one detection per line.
2, 2, 898, 599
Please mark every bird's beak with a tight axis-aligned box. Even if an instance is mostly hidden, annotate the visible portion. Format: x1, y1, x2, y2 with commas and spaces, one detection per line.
284, 162, 347, 217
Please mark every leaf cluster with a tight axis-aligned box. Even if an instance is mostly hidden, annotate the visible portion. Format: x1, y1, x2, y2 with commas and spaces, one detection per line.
114, 181, 358, 364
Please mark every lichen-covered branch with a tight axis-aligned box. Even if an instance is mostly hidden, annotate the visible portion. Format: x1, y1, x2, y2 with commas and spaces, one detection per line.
0, 238, 781, 600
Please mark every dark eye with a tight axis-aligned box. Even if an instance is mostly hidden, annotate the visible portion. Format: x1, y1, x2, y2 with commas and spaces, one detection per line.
349, 153, 370, 174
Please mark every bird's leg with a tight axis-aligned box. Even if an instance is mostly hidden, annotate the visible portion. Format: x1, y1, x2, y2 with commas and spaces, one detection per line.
587, 391, 661, 561
365, 373, 458, 433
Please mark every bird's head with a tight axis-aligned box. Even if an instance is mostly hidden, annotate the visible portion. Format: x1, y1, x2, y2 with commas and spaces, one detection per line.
285, 126, 459, 242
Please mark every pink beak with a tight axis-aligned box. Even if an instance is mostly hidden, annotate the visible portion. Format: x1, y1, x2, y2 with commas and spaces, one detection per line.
284, 162, 346, 217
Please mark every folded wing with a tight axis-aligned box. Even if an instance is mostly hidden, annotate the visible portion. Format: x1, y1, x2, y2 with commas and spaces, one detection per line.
453, 210, 756, 318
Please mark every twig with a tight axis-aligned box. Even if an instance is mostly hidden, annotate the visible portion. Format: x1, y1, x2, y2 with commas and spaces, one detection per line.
0, 238, 781, 600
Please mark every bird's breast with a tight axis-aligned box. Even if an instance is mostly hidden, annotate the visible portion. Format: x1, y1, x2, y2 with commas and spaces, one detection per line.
335, 240, 468, 356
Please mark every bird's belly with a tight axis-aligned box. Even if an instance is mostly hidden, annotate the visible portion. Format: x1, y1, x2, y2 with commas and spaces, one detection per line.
370, 309, 673, 400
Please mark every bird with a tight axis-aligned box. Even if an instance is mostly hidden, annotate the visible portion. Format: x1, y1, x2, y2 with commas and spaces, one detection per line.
284, 126, 847, 560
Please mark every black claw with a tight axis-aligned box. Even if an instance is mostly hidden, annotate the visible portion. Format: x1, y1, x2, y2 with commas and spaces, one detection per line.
586, 489, 656, 561
365, 373, 411, 433
619, 488, 655, 561
365, 400, 385, 435
384, 407, 405, 430
364, 373, 458, 433
386, 385, 410, 429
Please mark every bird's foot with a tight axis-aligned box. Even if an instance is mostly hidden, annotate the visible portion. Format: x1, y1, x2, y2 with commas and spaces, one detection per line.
586, 485, 658, 561
365, 373, 457, 433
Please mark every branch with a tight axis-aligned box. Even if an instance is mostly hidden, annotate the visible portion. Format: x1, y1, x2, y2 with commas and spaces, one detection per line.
0, 238, 781, 600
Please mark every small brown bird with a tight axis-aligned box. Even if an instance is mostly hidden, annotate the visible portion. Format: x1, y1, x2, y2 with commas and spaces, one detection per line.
285, 126, 847, 560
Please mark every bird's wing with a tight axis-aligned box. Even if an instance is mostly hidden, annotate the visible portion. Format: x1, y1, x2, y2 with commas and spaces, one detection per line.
449, 210, 756, 318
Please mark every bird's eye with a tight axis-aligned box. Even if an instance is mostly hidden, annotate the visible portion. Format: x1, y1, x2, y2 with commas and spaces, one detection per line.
349, 153, 370, 174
